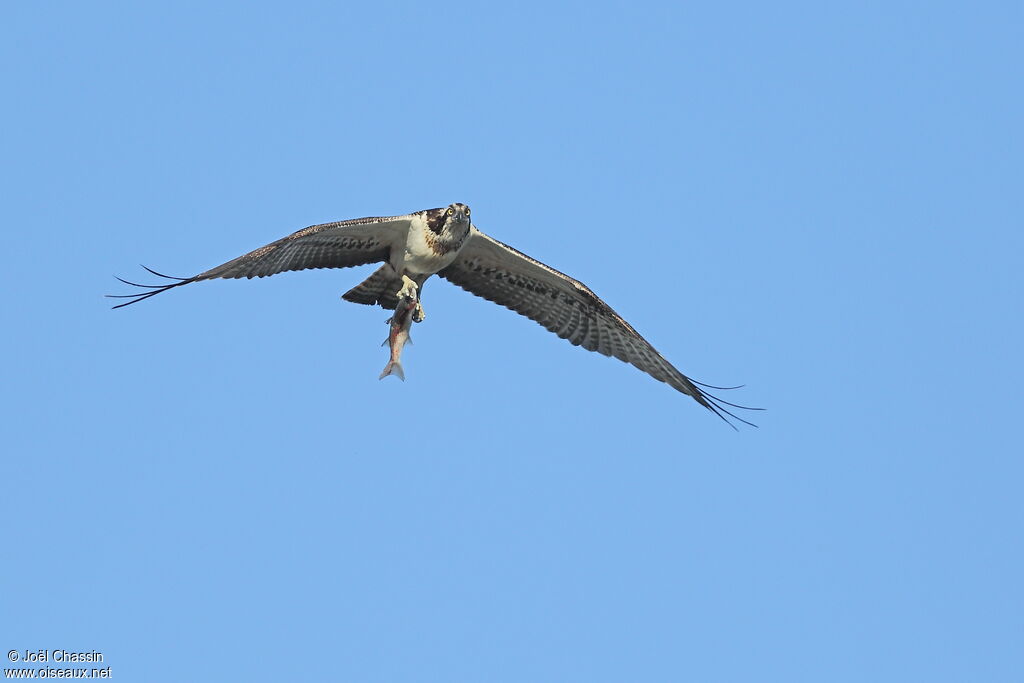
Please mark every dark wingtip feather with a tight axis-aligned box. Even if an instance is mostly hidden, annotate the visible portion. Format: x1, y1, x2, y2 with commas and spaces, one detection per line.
685, 375, 764, 429
689, 385, 763, 430
140, 265, 191, 281
691, 379, 745, 390
107, 266, 196, 309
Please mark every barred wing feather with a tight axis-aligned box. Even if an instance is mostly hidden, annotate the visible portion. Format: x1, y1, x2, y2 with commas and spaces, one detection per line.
109, 215, 413, 308
438, 227, 758, 427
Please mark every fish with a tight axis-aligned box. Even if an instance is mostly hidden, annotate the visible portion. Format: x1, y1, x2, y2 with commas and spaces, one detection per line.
379, 296, 417, 381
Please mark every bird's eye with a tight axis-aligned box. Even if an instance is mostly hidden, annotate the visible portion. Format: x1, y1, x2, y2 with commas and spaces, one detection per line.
465, 207, 470, 215
447, 208, 453, 216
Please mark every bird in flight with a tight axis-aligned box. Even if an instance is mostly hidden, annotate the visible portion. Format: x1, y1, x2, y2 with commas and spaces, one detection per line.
110, 203, 760, 427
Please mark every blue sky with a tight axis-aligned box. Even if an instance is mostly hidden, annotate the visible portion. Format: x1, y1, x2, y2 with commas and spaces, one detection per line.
2, 1, 1021, 680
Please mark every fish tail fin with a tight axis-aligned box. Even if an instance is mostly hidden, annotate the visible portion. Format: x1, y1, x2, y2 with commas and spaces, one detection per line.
379, 360, 405, 381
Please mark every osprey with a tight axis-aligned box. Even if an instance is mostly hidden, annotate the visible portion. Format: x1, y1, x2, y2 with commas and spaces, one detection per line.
110, 203, 759, 427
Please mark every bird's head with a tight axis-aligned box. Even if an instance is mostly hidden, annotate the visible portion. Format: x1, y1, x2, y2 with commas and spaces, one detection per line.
445, 202, 471, 226
425, 203, 472, 240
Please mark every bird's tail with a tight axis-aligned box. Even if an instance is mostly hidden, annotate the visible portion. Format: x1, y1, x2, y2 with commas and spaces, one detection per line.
379, 360, 405, 381
343, 265, 401, 310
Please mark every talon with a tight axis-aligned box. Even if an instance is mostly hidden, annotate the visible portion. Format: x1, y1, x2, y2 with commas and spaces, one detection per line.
412, 302, 426, 323
397, 275, 419, 302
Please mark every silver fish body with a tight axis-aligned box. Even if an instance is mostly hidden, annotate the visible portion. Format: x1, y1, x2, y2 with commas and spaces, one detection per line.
379, 296, 416, 381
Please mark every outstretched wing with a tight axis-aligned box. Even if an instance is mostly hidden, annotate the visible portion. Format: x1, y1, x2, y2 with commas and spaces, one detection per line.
109, 213, 414, 308
438, 227, 760, 427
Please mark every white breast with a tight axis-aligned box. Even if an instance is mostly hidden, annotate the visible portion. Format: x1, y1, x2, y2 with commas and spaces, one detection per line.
400, 214, 464, 275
